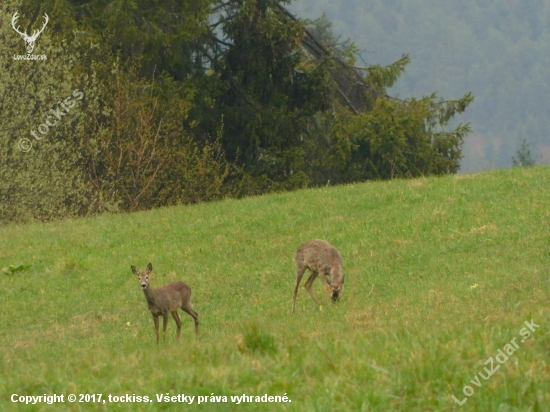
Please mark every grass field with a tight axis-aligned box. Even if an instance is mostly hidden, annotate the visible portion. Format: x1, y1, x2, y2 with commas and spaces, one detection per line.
1, 166, 549, 411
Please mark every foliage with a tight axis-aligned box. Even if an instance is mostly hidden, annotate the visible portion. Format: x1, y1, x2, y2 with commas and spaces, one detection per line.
327, 93, 473, 181
512, 139, 536, 168
1, 1, 233, 222
79, 55, 232, 212
295, 0, 550, 171
2, 264, 32, 275
304, 12, 359, 65
68, 0, 215, 80
214, 0, 334, 193
213, 0, 472, 190
300, 17, 473, 183
241, 321, 278, 355
0, 0, 94, 224
1, 0, 474, 223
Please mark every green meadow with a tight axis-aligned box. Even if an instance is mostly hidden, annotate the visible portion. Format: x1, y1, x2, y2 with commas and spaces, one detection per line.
1, 166, 549, 411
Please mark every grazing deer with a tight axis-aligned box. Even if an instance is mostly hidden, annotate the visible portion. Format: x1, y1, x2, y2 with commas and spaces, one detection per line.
131, 263, 199, 343
292, 239, 345, 313
11, 11, 49, 54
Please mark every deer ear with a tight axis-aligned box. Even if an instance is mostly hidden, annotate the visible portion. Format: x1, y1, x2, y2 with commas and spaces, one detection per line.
131, 265, 139, 276
146, 263, 152, 274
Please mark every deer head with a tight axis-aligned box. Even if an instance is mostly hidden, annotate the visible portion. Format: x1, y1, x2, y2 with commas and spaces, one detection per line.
11, 11, 49, 54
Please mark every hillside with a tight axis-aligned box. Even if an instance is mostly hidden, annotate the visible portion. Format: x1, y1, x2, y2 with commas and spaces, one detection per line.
1, 167, 549, 410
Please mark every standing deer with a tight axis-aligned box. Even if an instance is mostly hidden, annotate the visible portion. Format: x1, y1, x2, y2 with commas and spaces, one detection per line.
11, 11, 49, 54
292, 239, 345, 313
131, 263, 199, 343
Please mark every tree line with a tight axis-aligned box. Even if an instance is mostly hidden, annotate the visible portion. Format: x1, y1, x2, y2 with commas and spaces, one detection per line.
0, 0, 473, 224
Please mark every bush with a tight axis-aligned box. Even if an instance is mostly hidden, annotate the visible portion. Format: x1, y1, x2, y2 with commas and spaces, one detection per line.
241, 322, 278, 355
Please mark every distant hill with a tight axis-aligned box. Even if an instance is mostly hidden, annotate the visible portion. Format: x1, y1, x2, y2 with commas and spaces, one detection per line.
291, 0, 550, 172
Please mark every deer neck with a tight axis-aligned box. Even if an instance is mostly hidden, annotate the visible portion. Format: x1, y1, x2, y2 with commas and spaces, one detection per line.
330, 267, 344, 285
142, 285, 157, 307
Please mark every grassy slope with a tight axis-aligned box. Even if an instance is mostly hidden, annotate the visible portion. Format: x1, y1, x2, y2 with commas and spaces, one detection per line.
0, 167, 549, 411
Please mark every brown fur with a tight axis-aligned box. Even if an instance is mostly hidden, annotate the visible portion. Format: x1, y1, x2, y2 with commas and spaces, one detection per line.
131, 263, 199, 343
292, 239, 345, 313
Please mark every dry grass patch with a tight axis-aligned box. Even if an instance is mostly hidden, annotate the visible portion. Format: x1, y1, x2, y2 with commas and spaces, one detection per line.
409, 179, 427, 188
470, 223, 497, 233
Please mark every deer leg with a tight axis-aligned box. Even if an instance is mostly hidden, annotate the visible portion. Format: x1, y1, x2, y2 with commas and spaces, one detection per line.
292, 265, 307, 313
319, 270, 332, 301
153, 315, 160, 345
162, 313, 169, 342
171, 311, 182, 341
182, 307, 199, 335
304, 271, 321, 307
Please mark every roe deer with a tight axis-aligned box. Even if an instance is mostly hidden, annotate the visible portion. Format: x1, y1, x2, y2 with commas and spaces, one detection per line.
131, 263, 199, 343
292, 239, 345, 313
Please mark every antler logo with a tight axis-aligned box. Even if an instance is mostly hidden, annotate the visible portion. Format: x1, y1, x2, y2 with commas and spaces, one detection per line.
11, 11, 49, 54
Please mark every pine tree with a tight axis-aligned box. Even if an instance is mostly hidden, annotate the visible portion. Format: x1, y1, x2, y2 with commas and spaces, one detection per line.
512, 139, 535, 167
